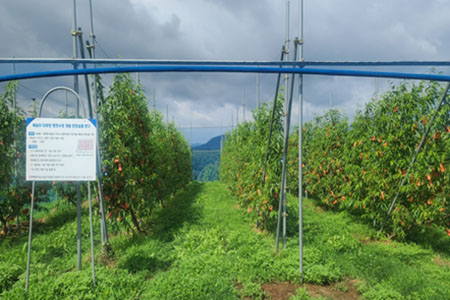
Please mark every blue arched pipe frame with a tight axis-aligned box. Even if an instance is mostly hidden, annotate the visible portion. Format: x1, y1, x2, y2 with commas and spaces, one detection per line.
2, 65, 450, 83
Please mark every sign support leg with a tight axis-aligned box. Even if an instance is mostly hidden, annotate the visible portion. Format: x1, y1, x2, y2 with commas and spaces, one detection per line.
25, 181, 36, 292
88, 182, 96, 286
76, 182, 82, 270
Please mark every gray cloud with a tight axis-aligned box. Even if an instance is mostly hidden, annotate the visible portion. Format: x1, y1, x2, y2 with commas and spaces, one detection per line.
2, 0, 450, 142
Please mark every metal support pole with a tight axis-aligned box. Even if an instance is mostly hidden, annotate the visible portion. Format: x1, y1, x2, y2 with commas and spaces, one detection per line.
88, 182, 96, 287
77, 29, 94, 118
261, 47, 285, 230
12, 63, 19, 232
262, 48, 285, 186
298, 0, 304, 282
76, 182, 82, 271
281, 0, 290, 245
84, 25, 111, 250
86, 25, 108, 248
25, 181, 35, 292
72, 3, 82, 266
277, 41, 298, 251
96, 161, 109, 247
72, 0, 79, 116
276, 0, 291, 251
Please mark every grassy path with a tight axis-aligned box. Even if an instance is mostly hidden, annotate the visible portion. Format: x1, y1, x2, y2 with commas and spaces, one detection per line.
1, 181, 449, 299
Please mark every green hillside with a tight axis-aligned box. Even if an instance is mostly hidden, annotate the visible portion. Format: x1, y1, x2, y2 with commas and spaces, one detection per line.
192, 151, 220, 181
1, 182, 449, 299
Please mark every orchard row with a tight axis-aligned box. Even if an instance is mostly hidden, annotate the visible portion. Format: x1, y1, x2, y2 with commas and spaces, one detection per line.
0, 74, 191, 234
222, 81, 449, 238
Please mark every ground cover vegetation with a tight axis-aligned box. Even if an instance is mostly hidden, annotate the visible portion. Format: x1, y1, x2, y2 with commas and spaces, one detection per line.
1, 181, 449, 299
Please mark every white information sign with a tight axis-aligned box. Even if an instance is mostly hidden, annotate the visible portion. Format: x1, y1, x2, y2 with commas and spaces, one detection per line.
26, 118, 97, 181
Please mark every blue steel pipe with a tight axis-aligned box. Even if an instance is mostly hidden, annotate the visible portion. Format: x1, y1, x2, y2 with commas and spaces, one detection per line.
2, 65, 450, 83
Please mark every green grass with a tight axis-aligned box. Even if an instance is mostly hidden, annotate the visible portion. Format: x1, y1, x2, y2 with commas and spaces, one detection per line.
1, 181, 449, 299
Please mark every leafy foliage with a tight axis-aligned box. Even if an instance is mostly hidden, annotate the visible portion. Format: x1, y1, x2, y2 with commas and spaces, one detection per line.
220, 96, 284, 228
192, 150, 220, 181
99, 74, 191, 231
0, 82, 49, 234
197, 161, 219, 181
288, 81, 450, 238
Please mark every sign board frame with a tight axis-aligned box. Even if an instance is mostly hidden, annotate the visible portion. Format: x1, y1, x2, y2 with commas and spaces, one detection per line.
26, 117, 97, 181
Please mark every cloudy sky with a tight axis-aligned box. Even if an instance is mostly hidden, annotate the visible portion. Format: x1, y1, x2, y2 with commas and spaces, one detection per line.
1, 0, 450, 144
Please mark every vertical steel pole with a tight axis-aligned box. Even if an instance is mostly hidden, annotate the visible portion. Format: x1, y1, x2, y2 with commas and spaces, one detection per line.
77, 30, 94, 118
72, 1, 82, 268
72, 0, 79, 116
76, 182, 82, 270
278, 0, 291, 251
272, 48, 286, 251
280, 41, 298, 250
12, 63, 20, 231
95, 159, 109, 247
84, 15, 111, 250
262, 48, 285, 187
88, 182, 96, 286
25, 181, 35, 291
298, 0, 304, 282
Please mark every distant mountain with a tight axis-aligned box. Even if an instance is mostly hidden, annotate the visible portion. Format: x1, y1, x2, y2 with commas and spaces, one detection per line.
192, 135, 225, 151
191, 143, 202, 148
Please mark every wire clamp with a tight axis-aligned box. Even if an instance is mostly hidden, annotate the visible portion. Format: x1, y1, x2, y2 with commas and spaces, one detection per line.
71, 30, 82, 37
294, 38, 304, 45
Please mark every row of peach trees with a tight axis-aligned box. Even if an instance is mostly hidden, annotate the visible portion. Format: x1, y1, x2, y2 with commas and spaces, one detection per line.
0, 74, 191, 234
220, 96, 284, 228
98, 74, 191, 231
0, 82, 31, 234
287, 81, 449, 238
221, 81, 449, 238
